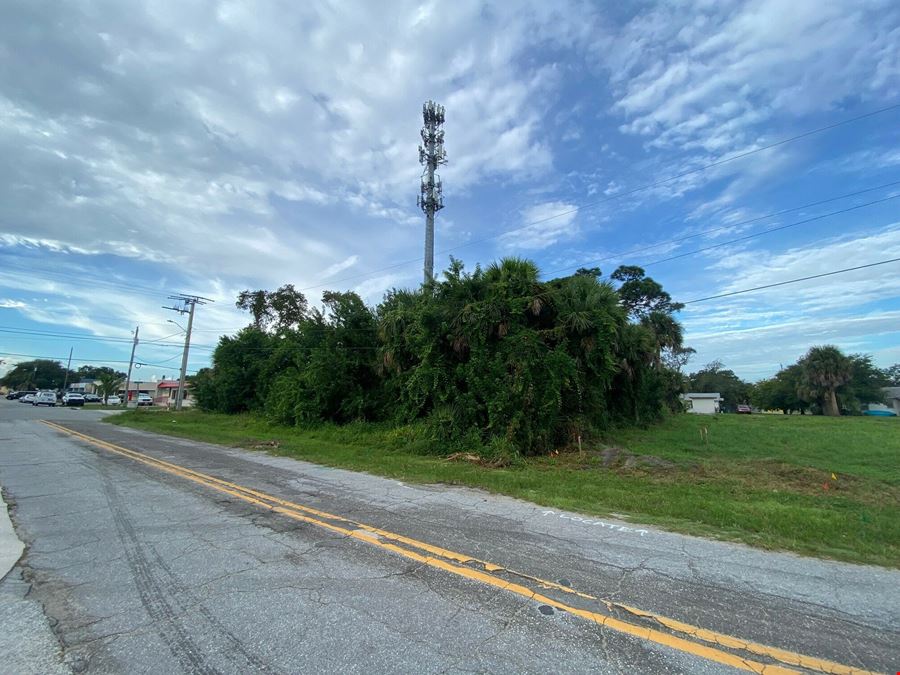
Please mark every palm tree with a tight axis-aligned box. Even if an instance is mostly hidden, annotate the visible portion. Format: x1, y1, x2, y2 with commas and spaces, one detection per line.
640, 310, 684, 368
799, 345, 852, 416
96, 372, 124, 404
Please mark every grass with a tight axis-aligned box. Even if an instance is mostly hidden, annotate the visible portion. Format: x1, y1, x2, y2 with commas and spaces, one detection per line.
108, 410, 900, 568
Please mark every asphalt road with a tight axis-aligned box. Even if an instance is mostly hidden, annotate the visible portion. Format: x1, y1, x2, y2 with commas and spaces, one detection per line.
0, 398, 898, 674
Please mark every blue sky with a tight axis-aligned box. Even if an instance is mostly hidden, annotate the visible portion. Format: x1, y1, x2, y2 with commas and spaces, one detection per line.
1, 0, 899, 383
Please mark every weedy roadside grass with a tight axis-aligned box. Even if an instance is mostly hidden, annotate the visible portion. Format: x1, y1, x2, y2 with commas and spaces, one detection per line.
109, 410, 900, 568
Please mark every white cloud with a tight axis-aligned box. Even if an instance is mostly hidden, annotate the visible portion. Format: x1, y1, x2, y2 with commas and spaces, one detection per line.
680, 224, 900, 376
501, 202, 580, 250
601, 0, 900, 153
0, 0, 596, 298
321, 255, 360, 279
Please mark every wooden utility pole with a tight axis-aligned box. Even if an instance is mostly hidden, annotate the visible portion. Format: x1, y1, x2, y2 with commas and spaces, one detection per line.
123, 326, 139, 406
163, 294, 213, 410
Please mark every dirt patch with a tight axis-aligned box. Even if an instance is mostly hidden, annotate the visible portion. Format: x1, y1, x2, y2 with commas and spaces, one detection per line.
598, 446, 676, 471
445, 452, 511, 468
695, 459, 900, 506
238, 439, 281, 450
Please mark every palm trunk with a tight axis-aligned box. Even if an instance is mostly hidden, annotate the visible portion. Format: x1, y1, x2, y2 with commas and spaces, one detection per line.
824, 388, 840, 416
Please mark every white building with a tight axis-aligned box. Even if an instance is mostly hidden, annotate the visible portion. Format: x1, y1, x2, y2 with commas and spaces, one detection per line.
868, 387, 900, 415
68, 381, 99, 394
681, 392, 722, 414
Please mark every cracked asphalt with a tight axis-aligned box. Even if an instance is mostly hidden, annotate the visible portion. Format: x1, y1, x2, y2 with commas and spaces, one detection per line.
1, 400, 898, 674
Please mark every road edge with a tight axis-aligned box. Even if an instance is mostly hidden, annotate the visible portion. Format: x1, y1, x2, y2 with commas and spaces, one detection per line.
0, 487, 25, 580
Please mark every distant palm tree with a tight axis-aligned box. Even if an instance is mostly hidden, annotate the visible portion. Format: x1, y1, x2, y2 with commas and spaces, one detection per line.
640, 310, 684, 368
96, 372, 124, 404
800, 345, 852, 416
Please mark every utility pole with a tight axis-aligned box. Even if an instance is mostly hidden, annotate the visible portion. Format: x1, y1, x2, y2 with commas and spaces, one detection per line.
163, 294, 213, 410
123, 326, 139, 406
417, 100, 447, 284
62, 347, 73, 393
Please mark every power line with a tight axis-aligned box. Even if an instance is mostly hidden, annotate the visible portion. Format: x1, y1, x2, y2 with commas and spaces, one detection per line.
171, 183, 899, 343
82, 256, 900, 357
0, 351, 201, 373
0, 351, 140, 366
6, 180, 897, 347
298, 102, 900, 292
0, 258, 195, 300
0, 326, 202, 349
136, 352, 185, 366
48, 192, 894, 347
32, 257, 890, 362
643, 193, 900, 269
542, 180, 900, 277
146, 331, 190, 344
683, 257, 900, 304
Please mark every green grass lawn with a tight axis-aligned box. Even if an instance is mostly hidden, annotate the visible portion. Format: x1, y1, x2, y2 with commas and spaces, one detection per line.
108, 410, 900, 568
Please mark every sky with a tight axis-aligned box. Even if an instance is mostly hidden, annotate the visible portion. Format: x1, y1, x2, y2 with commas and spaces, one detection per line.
1, 0, 899, 383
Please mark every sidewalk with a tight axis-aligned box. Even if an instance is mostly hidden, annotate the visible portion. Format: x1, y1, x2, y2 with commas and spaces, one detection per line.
0, 489, 24, 579
0, 487, 71, 674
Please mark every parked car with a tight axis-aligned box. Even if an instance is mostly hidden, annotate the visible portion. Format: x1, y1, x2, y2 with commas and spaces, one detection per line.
5, 391, 21, 400
62, 392, 85, 407
137, 393, 154, 406
106, 395, 121, 405
736, 404, 752, 414
19, 392, 37, 403
33, 391, 57, 407
83, 393, 101, 403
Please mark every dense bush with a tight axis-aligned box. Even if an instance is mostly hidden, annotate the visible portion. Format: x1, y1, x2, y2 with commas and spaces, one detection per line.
194, 258, 687, 455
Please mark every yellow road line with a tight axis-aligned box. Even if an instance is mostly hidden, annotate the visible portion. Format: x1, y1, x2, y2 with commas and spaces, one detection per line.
41, 421, 879, 675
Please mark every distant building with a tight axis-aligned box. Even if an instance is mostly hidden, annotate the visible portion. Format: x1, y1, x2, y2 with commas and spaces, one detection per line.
156, 380, 194, 408
119, 382, 161, 401
681, 392, 722, 415
68, 381, 99, 394
868, 387, 900, 415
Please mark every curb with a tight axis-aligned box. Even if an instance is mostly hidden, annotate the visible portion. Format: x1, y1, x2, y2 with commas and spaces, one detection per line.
0, 488, 25, 580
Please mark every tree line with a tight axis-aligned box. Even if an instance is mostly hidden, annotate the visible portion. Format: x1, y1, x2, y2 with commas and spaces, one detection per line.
194, 260, 689, 457
0, 362, 125, 399
686, 349, 897, 416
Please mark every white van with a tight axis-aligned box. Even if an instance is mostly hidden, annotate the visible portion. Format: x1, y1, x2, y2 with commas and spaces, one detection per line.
33, 391, 57, 407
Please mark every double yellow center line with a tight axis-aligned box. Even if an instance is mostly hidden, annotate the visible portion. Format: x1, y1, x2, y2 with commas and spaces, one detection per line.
41, 420, 877, 675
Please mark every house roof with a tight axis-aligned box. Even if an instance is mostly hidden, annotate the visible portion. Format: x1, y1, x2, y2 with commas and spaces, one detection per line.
157, 381, 183, 389
682, 392, 722, 399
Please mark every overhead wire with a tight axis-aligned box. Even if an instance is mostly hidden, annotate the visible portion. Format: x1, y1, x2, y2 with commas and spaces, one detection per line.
0, 326, 196, 349
682, 257, 900, 304
113, 180, 900, 340
3, 187, 896, 351
0, 259, 192, 300
6, 256, 897, 362
541, 180, 900, 277
642, 193, 900, 269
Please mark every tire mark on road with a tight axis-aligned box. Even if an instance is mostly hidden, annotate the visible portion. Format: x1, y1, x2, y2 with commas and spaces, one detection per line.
98, 459, 282, 674
100, 468, 219, 675
149, 551, 278, 673
100, 466, 218, 675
